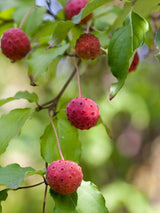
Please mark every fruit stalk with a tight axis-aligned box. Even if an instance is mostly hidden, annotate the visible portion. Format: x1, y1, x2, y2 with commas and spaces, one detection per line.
73, 58, 82, 97
48, 110, 64, 161
19, 5, 36, 29
36, 59, 81, 111
42, 184, 48, 213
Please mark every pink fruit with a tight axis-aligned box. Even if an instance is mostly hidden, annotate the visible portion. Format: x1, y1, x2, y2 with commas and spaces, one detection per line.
46, 160, 83, 195
1, 28, 31, 61
129, 52, 139, 72
65, 0, 92, 24
75, 33, 101, 59
66, 97, 100, 130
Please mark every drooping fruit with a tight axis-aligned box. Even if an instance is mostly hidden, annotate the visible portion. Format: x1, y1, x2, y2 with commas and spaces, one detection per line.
129, 52, 139, 72
75, 33, 101, 59
46, 160, 83, 195
66, 97, 100, 130
1, 28, 31, 61
65, 0, 92, 24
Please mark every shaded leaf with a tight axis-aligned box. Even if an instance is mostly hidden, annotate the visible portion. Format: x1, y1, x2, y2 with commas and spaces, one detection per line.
133, 0, 160, 18
0, 189, 8, 213
0, 164, 35, 189
72, 0, 112, 24
0, 108, 33, 155
26, 169, 44, 177
155, 27, 160, 49
13, 6, 46, 36
77, 181, 109, 213
50, 189, 78, 213
50, 181, 109, 213
28, 44, 69, 81
0, 8, 15, 20
40, 116, 81, 163
156, 54, 160, 63
32, 20, 57, 44
108, 11, 148, 99
51, 21, 75, 46
0, 91, 38, 107
0, 0, 34, 11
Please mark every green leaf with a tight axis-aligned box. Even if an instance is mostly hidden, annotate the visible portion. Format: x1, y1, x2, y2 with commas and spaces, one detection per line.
50, 181, 109, 213
13, 6, 46, 36
155, 27, 160, 49
77, 181, 109, 213
109, 80, 125, 101
0, 189, 8, 213
0, 108, 33, 155
0, 8, 15, 20
0, 189, 8, 203
32, 20, 57, 44
156, 54, 160, 63
40, 116, 81, 163
0, 164, 35, 189
28, 44, 69, 81
26, 169, 44, 177
57, 0, 65, 7
72, 0, 112, 24
133, 0, 160, 17
0, 91, 38, 107
0, 0, 34, 11
51, 21, 75, 46
108, 11, 148, 99
50, 189, 78, 213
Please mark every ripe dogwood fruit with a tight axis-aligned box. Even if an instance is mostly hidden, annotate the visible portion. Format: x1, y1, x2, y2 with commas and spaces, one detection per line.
46, 160, 83, 195
1, 28, 31, 61
66, 97, 100, 130
75, 33, 101, 59
65, 0, 92, 24
129, 52, 139, 72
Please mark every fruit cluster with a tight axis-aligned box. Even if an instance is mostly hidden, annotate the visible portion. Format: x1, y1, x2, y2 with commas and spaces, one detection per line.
0, 0, 139, 196
46, 0, 101, 195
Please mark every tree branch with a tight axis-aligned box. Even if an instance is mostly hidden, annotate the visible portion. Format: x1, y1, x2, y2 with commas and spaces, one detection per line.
42, 162, 48, 213
14, 181, 45, 190
36, 58, 81, 112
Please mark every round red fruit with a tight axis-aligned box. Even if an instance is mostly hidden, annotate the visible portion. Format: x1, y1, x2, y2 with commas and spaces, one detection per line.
75, 33, 101, 59
1, 28, 31, 61
65, 0, 92, 24
66, 97, 100, 130
46, 160, 83, 195
129, 52, 139, 72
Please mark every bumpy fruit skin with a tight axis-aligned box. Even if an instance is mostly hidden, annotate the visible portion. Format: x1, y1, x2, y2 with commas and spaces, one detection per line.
1, 28, 31, 61
65, 0, 92, 24
66, 97, 100, 130
46, 160, 83, 195
129, 52, 139, 72
75, 33, 101, 59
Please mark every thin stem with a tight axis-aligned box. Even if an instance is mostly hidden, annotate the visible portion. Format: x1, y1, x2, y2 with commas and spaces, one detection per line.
42, 162, 48, 213
19, 5, 36, 29
36, 59, 81, 111
42, 184, 48, 213
14, 181, 45, 190
64, 53, 78, 57
73, 58, 82, 97
86, 21, 90, 34
56, 58, 81, 100
48, 110, 64, 160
